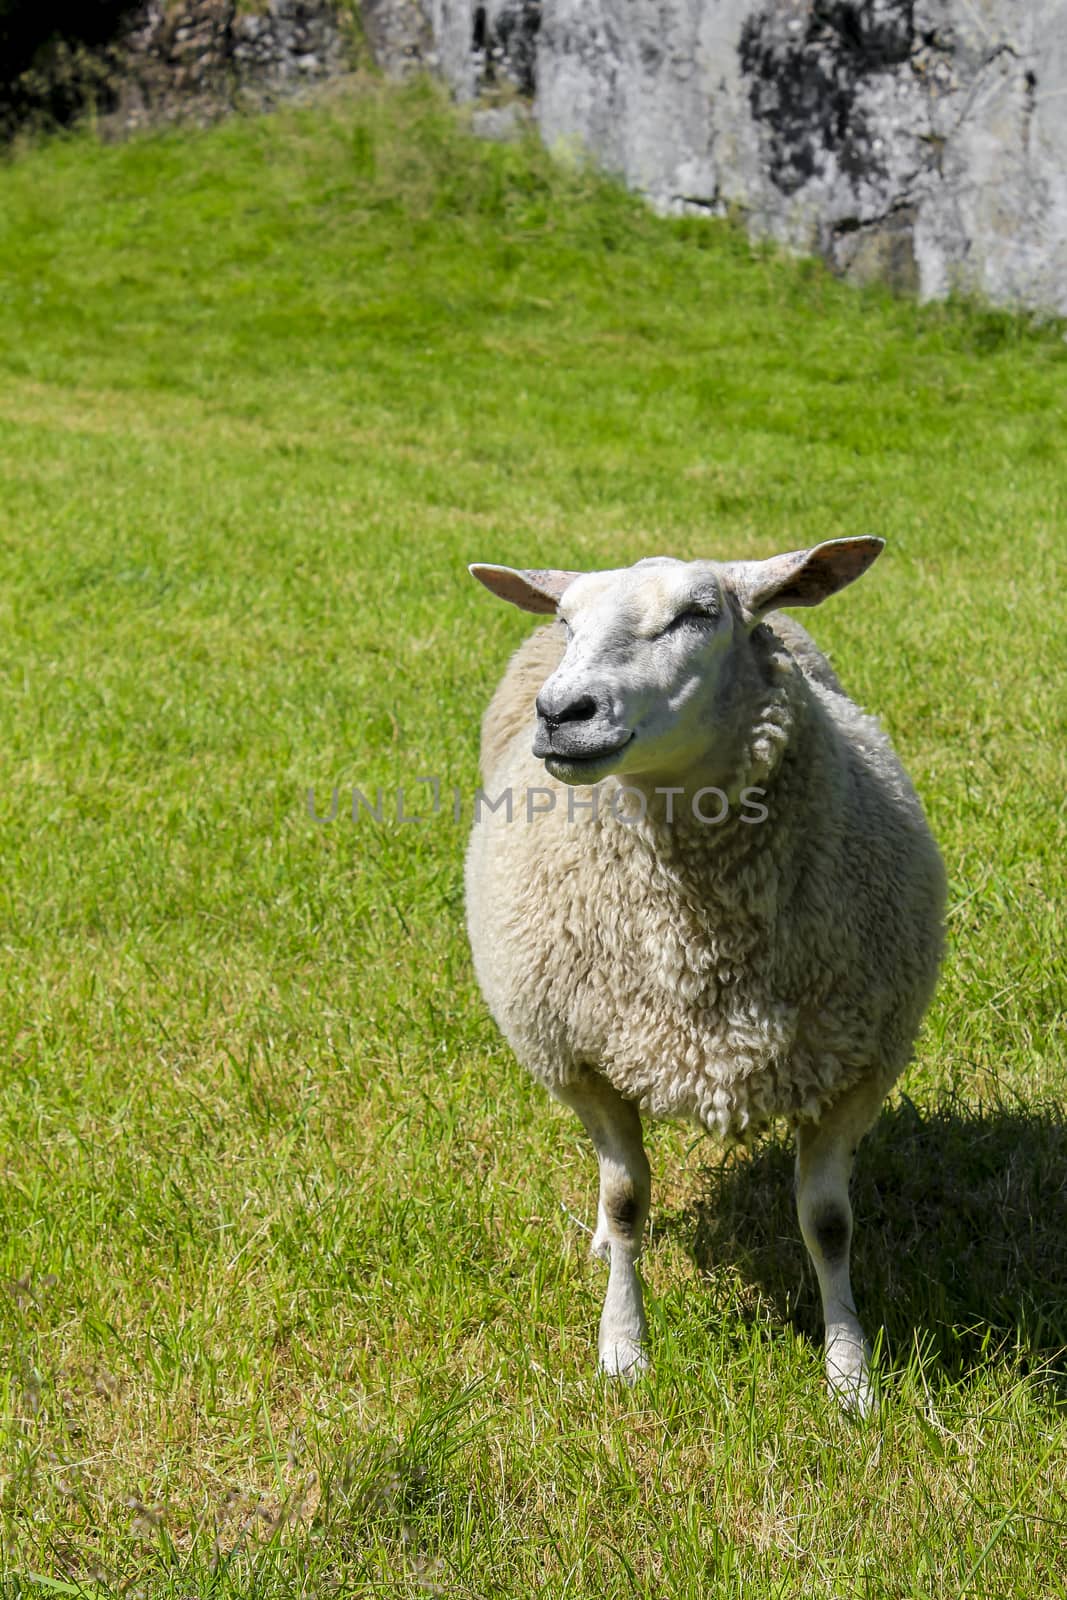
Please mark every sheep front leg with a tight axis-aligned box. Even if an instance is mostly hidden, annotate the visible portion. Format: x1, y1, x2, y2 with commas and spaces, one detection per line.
554, 1075, 651, 1380
795, 1076, 884, 1414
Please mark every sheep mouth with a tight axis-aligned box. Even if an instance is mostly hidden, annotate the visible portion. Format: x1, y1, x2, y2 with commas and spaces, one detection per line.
540, 733, 633, 781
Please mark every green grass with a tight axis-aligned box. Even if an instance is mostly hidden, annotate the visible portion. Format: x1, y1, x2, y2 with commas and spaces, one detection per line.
0, 77, 1065, 1597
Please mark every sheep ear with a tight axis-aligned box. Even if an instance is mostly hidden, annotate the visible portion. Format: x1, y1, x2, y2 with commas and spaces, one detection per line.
730, 537, 885, 623
469, 564, 585, 615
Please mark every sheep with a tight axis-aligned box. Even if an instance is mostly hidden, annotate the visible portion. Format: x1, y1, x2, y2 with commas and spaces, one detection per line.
464, 539, 945, 1411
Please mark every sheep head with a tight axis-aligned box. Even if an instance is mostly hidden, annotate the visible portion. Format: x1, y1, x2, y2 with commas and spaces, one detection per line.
470, 537, 883, 787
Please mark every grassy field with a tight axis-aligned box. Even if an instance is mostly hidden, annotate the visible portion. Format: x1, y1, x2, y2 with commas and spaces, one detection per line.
0, 78, 1065, 1598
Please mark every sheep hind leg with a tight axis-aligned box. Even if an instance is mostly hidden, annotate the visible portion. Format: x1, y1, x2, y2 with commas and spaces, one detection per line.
795, 1075, 885, 1415
554, 1075, 651, 1381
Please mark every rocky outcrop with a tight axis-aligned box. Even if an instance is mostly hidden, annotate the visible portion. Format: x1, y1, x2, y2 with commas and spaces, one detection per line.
537, 1, 1067, 314
408, 0, 1067, 316
404, 1, 540, 98
7, 0, 1064, 313
115, 0, 352, 126
1, 1, 354, 136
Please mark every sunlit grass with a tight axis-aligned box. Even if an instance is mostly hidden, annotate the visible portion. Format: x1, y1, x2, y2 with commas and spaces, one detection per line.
0, 77, 1065, 1597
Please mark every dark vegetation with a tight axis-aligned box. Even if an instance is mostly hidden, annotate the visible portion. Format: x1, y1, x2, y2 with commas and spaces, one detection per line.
0, 0, 144, 138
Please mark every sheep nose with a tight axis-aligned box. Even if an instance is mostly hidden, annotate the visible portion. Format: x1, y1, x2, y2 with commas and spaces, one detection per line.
536, 692, 598, 729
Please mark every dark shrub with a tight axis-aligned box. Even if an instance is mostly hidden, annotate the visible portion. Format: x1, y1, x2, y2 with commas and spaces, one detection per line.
0, 0, 144, 137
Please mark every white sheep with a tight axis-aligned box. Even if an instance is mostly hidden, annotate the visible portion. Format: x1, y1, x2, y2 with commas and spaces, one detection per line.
464, 539, 945, 1410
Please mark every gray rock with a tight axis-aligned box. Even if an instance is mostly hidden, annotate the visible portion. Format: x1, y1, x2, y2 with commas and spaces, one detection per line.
360, 0, 436, 78
99, 0, 1067, 312
531, 0, 1067, 314
105, 0, 351, 130
415, 0, 1067, 314
471, 101, 527, 140
366, 0, 540, 98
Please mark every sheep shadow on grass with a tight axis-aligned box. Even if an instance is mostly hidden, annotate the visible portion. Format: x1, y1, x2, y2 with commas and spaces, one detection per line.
666, 1092, 1067, 1387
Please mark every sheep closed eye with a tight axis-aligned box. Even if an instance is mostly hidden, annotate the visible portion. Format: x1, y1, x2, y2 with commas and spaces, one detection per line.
659, 608, 715, 637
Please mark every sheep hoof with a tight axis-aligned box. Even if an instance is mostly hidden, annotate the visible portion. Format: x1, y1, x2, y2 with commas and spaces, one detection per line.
826, 1342, 876, 1416
598, 1340, 649, 1382
831, 1373, 877, 1417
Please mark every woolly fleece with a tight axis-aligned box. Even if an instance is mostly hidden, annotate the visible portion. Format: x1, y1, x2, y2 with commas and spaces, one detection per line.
465, 614, 945, 1139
